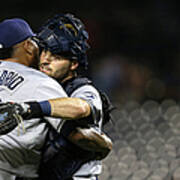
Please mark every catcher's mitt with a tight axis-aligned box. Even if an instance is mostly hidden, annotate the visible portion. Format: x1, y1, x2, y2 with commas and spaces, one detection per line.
0, 102, 26, 135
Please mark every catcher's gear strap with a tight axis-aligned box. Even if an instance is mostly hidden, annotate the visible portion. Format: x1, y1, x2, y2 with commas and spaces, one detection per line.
61, 76, 92, 96
61, 76, 116, 126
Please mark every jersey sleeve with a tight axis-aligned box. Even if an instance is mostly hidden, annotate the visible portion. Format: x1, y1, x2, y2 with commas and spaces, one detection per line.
71, 85, 103, 128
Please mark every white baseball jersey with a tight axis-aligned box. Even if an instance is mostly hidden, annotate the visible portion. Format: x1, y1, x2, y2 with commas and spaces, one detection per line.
0, 61, 67, 178
71, 85, 103, 177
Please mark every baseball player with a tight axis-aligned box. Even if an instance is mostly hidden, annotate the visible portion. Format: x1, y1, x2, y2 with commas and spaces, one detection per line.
0, 18, 69, 180
36, 13, 108, 180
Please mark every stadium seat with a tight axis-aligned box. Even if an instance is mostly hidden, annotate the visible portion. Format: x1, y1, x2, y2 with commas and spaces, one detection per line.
101, 99, 180, 180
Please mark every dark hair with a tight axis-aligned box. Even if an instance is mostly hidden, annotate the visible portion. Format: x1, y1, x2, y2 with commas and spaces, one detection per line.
0, 47, 14, 59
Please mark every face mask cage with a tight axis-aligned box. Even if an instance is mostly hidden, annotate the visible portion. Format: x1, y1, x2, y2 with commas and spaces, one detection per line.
36, 13, 90, 69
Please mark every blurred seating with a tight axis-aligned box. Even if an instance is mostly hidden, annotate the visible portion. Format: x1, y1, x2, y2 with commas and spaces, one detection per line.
113, 140, 128, 154
131, 168, 150, 180
99, 99, 180, 180
160, 99, 177, 114
169, 113, 180, 135
163, 105, 180, 121
124, 100, 141, 114
99, 164, 110, 180
143, 129, 161, 142
172, 167, 180, 180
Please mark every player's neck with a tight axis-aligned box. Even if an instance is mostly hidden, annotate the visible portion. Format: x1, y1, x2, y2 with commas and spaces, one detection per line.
10, 43, 32, 66
61, 75, 74, 84
61, 72, 77, 83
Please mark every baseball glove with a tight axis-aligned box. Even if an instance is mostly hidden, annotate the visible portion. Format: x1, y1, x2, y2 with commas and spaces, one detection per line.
0, 102, 26, 135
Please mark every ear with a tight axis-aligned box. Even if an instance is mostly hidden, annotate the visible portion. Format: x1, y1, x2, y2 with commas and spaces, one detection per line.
70, 60, 79, 70
23, 39, 36, 55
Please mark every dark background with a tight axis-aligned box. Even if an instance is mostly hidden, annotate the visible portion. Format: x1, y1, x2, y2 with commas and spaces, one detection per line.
2, 0, 180, 104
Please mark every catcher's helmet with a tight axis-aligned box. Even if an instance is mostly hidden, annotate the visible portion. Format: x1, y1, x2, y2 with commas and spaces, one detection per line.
36, 13, 90, 69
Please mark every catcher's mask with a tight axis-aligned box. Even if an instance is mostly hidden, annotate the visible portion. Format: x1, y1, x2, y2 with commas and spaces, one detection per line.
35, 13, 90, 69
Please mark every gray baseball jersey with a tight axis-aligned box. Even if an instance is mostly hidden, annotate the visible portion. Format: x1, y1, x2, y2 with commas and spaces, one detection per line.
0, 61, 67, 178
71, 85, 103, 177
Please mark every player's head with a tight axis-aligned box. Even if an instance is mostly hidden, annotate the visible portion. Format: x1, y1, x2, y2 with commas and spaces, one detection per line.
0, 18, 39, 67
38, 13, 90, 82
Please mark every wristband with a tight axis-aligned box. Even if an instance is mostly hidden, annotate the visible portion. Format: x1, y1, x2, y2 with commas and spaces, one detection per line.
39, 100, 51, 116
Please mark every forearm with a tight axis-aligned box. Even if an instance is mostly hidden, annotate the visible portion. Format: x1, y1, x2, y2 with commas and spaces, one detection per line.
67, 127, 113, 153
48, 97, 91, 119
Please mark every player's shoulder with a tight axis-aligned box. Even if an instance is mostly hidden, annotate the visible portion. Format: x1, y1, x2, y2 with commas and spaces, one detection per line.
70, 76, 99, 94
75, 84, 99, 94
0, 60, 54, 80
0, 60, 63, 90
72, 83, 100, 101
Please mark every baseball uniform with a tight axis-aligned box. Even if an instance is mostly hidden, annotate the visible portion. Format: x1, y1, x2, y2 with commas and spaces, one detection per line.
0, 61, 67, 179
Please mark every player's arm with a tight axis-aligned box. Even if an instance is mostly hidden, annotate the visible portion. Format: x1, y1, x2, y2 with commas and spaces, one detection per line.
48, 97, 91, 119
17, 97, 91, 120
67, 127, 113, 160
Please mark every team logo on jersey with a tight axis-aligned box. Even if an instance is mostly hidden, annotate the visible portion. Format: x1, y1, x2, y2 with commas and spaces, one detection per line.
0, 69, 24, 91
